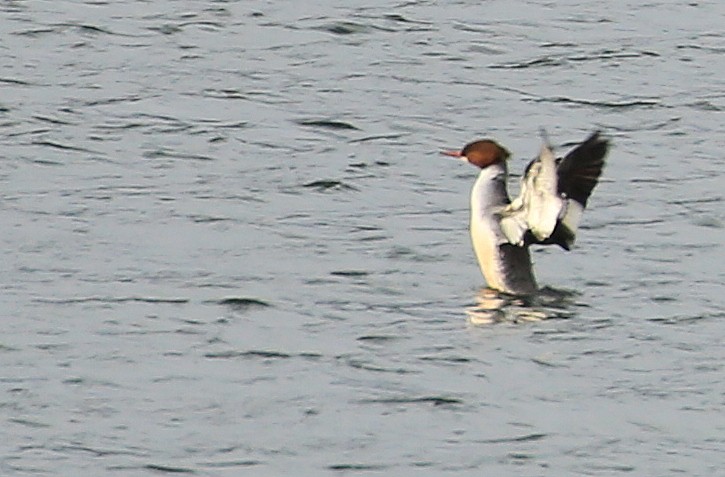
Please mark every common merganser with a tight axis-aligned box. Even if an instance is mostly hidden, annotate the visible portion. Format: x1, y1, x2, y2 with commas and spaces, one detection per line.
443, 131, 609, 295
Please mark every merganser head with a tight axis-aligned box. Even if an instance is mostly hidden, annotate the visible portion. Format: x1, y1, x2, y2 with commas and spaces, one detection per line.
442, 140, 510, 169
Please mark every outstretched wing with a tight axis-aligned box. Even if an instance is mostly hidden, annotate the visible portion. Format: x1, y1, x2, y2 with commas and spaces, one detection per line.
499, 131, 608, 250
499, 141, 564, 247
549, 131, 608, 249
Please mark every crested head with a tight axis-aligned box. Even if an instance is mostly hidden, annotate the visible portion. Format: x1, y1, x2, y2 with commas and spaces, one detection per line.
442, 139, 510, 169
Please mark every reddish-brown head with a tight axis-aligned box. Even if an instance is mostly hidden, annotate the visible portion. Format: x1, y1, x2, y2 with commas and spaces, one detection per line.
442, 140, 510, 169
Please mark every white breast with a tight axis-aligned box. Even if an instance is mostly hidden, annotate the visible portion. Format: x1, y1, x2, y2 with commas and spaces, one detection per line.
469, 164, 538, 295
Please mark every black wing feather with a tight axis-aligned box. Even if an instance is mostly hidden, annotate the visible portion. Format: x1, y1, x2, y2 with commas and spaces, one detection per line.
556, 131, 608, 207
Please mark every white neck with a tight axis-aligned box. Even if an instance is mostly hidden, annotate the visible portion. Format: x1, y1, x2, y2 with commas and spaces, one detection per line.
470, 162, 509, 218
469, 162, 537, 295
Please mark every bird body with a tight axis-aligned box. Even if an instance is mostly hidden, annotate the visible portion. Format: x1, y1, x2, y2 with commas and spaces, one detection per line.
444, 131, 609, 295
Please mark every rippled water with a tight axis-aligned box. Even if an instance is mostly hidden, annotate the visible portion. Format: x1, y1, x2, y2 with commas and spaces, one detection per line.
1, 1, 723, 475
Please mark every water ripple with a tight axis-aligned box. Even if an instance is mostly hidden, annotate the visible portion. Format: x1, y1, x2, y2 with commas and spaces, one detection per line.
2, 1, 723, 475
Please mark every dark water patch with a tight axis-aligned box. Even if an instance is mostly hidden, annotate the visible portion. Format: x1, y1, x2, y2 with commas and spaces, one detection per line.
541, 42, 578, 48
31, 140, 96, 153
144, 463, 196, 474
148, 124, 195, 135
51, 22, 122, 36
56, 444, 143, 457
204, 350, 321, 360
83, 95, 147, 107
599, 464, 637, 472
304, 277, 337, 285
650, 295, 678, 303
133, 112, 186, 123
148, 24, 183, 35
569, 49, 660, 61
607, 117, 681, 132
94, 121, 149, 131
536, 286, 580, 301
8, 418, 50, 429
530, 356, 563, 368
34, 296, 189, 304
5, 127, 53, 137
383, 13, 431, 25
530, 96, 660, 109
361, 396, 463, 406
277, 212, 312, 221
476, 433, 548, 444
313, 21, 391, 35
385, 245, 439, 262
94, 183, 156, 195
584, 280, 609, 288
628, 177, 678, 185
199, 460, 262, 468
29, 21, 139, 38
453, 22, 495, 34
303, 179, 359, 192
467, 44, 506, 55
357, 335, 399, 342
691, 216, 722, 228
647, 312, 721, 325
32, 115, 76, 125
331, 270, 368, 277
342, 357, 414, 374
296, 119, 360, 131
506, 452, 534, 462
12, 28, 59, 37
30, 158, 64, 166
328, 463, 390, 471
36, 343, 70, 352
0, 77, 33, 86
599, 218, 665, 228
143, 149, 214, 161
686, 100, 722, 112
348, 133, 405, 143
350, 224, 383, 232
211, 350, 290, 359
677, 44, 725, 54
208, 120, 248, 129
216, 297, 271, 311
419, 355, 472, 363
489, 56, 566, 69
346, 234, 390, 242
199, 88, 286, 104
187, 214, 231, 223
177, 21, 225, 30
489, 48, 659, 70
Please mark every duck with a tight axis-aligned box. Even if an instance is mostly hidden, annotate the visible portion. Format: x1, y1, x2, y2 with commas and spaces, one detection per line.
442, 131, 609, 295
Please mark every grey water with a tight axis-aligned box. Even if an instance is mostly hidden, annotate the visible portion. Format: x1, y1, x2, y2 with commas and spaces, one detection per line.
1, 0, 723, 475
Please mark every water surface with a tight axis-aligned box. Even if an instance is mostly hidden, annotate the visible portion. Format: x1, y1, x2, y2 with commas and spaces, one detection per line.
1, 1, 723, 475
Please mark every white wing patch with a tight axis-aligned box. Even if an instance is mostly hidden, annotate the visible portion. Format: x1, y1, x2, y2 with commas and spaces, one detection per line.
499, 143, 566, 246
560, 200, 583, 241
499, 207, 528, 246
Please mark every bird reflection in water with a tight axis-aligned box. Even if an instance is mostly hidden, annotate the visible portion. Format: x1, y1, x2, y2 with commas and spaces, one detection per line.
466, 287, 579, 325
